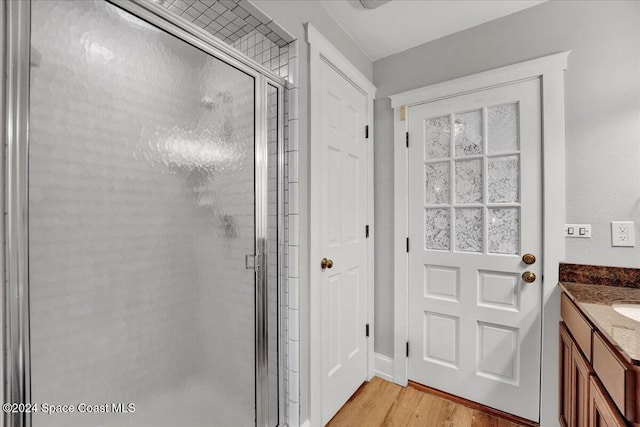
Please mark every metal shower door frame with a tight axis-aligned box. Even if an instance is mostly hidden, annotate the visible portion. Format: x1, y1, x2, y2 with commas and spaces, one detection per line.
3, 1, 286, 426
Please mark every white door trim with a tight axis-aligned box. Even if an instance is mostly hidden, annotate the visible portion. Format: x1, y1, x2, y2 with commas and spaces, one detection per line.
306, 23, 376, 427
390, 51, 570, 427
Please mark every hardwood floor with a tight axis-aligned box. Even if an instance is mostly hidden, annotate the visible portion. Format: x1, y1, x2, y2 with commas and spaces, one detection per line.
327, 377, 536, 427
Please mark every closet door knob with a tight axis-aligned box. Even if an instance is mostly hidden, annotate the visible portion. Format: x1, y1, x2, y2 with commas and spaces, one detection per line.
522, 271, 536, 283
321, 258, 334, 270
522, 253, 536, 265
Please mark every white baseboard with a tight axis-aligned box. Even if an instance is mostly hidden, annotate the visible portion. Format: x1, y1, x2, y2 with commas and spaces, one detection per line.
300, 419, 310, 427
374, 352, 394, 382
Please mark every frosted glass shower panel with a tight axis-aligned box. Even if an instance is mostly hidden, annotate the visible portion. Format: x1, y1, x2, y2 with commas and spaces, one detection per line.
29, 1, 256, 426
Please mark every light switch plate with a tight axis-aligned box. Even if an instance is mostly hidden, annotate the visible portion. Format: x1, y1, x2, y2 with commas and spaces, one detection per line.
565, 224, 591, 238
611, 221, 635, 247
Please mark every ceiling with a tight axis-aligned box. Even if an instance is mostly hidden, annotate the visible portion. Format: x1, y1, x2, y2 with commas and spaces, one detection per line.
321, 0, 546, 61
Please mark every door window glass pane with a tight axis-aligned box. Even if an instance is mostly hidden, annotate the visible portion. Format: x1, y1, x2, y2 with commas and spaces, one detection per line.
425, 208, 450, 250
424, 116, 451, 159
455, 159, 483, 204
422, 104, 521, 256
488, 155, 520, 203
454, 110, 483, 157
488, 208, 520, 254
455, 208, 483, 252
488, 103, 519, 153
425, 162, 450, 204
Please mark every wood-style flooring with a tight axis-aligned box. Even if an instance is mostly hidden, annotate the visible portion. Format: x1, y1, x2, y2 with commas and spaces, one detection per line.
327, 377, 535, 427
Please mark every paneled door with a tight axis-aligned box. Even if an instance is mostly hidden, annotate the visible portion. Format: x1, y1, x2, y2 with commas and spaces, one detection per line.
319, 57, 369, 424
407, 79, 542, 421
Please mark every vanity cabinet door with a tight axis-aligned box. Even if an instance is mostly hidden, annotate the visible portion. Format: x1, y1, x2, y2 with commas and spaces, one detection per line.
572, 341, 593, 427
560, 322, 573, 427
592, 331, 636, 420
589, 377, 627, 427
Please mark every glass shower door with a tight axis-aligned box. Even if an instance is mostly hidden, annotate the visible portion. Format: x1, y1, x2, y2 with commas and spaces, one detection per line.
28, 1, 257, 425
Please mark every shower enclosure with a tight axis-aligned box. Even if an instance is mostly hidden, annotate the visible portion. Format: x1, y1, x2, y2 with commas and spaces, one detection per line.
4, 1, 285, 426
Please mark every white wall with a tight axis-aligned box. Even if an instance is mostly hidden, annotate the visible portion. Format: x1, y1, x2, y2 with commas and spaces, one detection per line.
372, 0, 640, 358
243, 1, 373, 423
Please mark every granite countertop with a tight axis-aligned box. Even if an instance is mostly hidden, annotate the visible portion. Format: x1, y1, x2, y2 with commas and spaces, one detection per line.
560, 282, 640, 366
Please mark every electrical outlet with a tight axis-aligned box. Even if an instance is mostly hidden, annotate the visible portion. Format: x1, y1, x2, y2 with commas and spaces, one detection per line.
565, 224, 591, 238
611, 221, 635, 247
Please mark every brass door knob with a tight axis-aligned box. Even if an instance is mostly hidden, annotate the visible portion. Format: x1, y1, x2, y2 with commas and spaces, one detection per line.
522, 271, 536, 283
321, 258, 334, 270
522, 253, 536, 265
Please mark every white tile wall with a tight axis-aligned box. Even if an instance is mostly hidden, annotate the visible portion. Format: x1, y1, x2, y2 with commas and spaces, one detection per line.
159, 0, 294, 47
285, 43, 300, 427
232, 30, 290, 80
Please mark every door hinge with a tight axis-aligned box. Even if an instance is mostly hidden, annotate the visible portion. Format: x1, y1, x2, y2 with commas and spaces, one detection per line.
406, 341, 410, 357
366, 323, 370, 337
405, 131, 409, 148
406, 237, 409, 253
365, 125, 369, 139
245, 254, 260, 270
365, 225, 370, 238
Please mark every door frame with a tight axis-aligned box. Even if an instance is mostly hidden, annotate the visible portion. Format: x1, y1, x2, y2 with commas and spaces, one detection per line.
306, 23, 376, 427
390, 52, 570, 426
3, 1, 287, 426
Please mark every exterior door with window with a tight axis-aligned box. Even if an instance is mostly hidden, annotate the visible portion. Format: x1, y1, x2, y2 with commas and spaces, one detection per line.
407, 79, 542, 421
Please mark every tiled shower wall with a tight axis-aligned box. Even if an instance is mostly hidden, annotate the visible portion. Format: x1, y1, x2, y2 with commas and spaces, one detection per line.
232, 30, 289, 79
158, 1, 300, 426
158, 0, 293, 47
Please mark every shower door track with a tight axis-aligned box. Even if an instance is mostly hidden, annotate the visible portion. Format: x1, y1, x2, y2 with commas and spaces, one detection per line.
3, 1, 287, 426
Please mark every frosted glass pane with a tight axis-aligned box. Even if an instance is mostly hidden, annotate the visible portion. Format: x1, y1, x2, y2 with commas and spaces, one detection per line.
424, 116, 451, 159
488, 103, 519, 153
267, 84, 279, 427
29, 2, 256, 426
425, 208, 450, 250
454, 110, 483, 157
425, 162, 450, 204
488, 155, 520, 203
455, 208, 483, 252
455, 159, 482, 204
488, 208, 520, 254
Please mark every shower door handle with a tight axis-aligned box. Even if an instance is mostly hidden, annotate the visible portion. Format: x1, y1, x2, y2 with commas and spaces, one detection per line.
246, 254, 260, 270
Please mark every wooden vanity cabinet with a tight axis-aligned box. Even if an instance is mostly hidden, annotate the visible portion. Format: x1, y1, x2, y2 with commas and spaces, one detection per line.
561, 293, 593, 362
592, 331, 636, 420
559, 291, 638, 427
560, 322, 594, 427
560, 322, 572, 427
573, 340, 594, 427
589, 376, 627, 427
